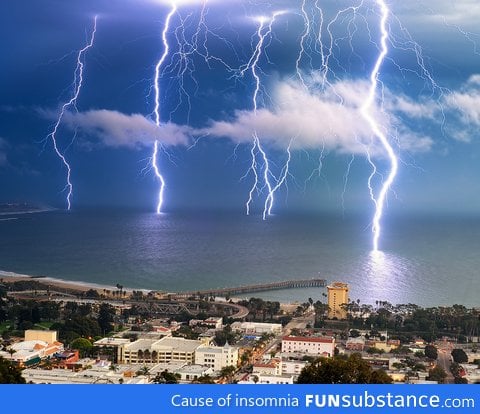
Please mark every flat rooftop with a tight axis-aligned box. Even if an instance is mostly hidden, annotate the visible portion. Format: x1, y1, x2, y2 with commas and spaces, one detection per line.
153, 337, 202, 353
94, 337, 130, 346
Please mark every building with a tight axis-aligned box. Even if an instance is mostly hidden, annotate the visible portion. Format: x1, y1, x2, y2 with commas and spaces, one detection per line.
176, 365, 214, 382
121, 337, 203, 364
22, 365, 148, 384
1, 331, 64, 367
346, 337, 366, 351
230, 322, 282, 335
252, 358, 281, 376
327, 282, 349, 319
94, 337, 131, 363
461, 364, 480, 384
194, 343, 238, 372
281, 336, 335, 357
365, 339, 400, 353
24, 330, 58, 343
189, 317, 223, 330
281, 360, 308, 377
241, 373, 295, 384
55, 350, 80, 369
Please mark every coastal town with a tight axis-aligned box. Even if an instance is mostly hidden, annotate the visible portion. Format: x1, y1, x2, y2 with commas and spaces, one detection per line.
0, 277, 479, 384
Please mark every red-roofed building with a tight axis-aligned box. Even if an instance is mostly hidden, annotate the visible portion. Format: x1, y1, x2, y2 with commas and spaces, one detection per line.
281, 336, 335, 357
253, 358, 281, 376
56, 350, 80, 368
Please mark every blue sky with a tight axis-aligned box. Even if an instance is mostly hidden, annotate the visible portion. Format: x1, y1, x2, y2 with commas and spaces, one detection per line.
1, 0, 480, 215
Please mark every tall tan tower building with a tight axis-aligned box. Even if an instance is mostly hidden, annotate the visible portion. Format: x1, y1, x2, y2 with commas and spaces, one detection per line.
327, 282, 349, 319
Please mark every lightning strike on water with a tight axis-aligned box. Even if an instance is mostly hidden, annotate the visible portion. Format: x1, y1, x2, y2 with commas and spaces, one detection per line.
263, 139, 293, 220
341, 154, 355, 216
152, 4, 177, 214
359, 0, 398, 252
242, 137, 259, 216
45, 16, 97, 210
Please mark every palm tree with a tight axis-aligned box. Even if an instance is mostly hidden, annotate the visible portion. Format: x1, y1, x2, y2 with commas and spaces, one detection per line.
137, 365, 150, 377
219, 365, 236, 383
7, 348, 15, 359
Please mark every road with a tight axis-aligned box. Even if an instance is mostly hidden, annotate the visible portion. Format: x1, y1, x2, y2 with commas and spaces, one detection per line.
256, 310, 316, 361
437, 344, 454, 384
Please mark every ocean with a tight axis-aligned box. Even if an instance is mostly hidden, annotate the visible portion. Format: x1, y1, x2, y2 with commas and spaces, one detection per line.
0, 209, 479, 307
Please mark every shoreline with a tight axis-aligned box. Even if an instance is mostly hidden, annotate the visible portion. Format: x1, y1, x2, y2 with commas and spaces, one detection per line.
0, 270, 302, 305
0, 270, 147, 295
0, 208, 56, 216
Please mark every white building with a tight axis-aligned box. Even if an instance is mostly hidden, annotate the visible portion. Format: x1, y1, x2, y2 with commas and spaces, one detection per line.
22, 366, 148, 384
231, 322, 282, 335
241, 373, 295, 384
281, 360, 308, 377
176, 364, 214, 382
281, 336, 335, 357
1, 339, 64, 367
121, 337, 203, 364
461, 364, 480, 384
189, 317, 223, 330
194, 343, 238, 372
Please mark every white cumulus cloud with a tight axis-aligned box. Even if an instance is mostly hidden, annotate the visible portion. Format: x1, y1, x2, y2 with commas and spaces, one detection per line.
201, 79, 433, 155
64, 109, 192, 148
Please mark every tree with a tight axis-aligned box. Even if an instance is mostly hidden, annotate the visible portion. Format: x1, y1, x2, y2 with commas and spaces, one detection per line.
153, 370, 180, 384
58, 316, 101, 342
427, 366, 447, 383
0, 356, 25, 384
194, 375, 215, 384
296, 354, 392, 384
451, 348, 468, 364
70, 338, 93, 357
136, 365, 150, 376
214, 326, 236, 346
97, 304, 115, 334
219, 365, 236, 382
424, 345, 438, 360
85, 289, 100, 299
366, 347, 385, 355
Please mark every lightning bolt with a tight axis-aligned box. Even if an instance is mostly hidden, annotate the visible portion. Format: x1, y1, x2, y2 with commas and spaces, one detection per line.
151, 1, 242, 213
241, 16, 270, 216
152, 4, 177, 214
264, 139, 293, 220
341, 154, 355, 216
45, 16, 97, 210
242, 12, 291, 218
359, 0, 397, 252
295, 0, 310, 88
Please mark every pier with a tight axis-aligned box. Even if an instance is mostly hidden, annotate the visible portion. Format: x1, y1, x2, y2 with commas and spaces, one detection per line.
173, 278, 327, 299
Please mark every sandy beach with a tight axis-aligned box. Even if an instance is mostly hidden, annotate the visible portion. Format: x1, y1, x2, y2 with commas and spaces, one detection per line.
0, 270, 138, 295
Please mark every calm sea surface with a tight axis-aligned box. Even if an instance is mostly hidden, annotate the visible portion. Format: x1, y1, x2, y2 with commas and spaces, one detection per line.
0, 210, 479, 307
